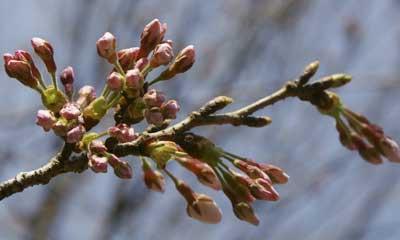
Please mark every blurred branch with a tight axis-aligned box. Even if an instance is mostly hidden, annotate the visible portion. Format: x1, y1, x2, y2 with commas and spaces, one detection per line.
0, 61, 348, 200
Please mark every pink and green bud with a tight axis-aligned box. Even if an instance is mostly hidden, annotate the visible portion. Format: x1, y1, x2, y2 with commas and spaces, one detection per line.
186, 194, 222, 224
159, 45, 195, 80
4, 59, 37, 88
161, 100, 180, 119
89, 140, 108, 153
380, 137, 400, 163
60, 102, 81, 120
108, 123, 137, 143
96, 32, 117, 64
247, 160, 289, 184
144, 108, 164, 126
60, 66, 74, 97
146, 141, 180, 166
143, 89, 165, 107
149, 42, 174, 68
138, 19, 163, 58
142, 161, 166, 192
36, 109, 56, 132
117, 47, 139, 71
52, 118, 69, 137
125, 68, 143, 90
82, 96, 107, 124
66, 125, 86, 143
233, 202, 259, 226
14, 50, 42, 80
88, 154, 108, 173
76, 85, 96, 108
134, 57, 149, 71
107, 72, 124, 91
31, 37, 56, 73
108, 154, 132, 179
41, 85, 67, 113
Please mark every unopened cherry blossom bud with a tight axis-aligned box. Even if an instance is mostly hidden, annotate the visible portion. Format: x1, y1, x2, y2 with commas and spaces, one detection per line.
31, 37, 56, 73
352, 134, 383, 164
233, 202, 259, 226
380, 137, 400, 163
96, 32, 117, 64
60, 102, 81, 120
144, 108, 164, 126
90, 140, 108, 153
134, 58, 148, 72
139, 19, 163, 58
66, 125, 86, 143
5, 60, 37, 88
161, 100, 180, 119
117, 47, 139, 71
88, 154, 108, 173
14, 50, 42, 80
36, 109, 56, 132
107, 72, 124, 91
108, 154, 132, 179
150, 42, 174, 68
160, 23, 168, 41
60, 66, 74, 97
186, 194, 222, 224
53, 119, 69, 137
158, 45, 195, 80
249, 181, 279, 201
142, 160, 166, 192
125, 68, 143, 90
41, 85, 67, 112
108, 123, 137, 143
77, 85, 96, 108
143, 89, 165, 107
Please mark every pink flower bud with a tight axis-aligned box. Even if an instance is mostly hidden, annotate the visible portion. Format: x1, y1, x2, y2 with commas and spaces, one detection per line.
138, 19, 163, 58
249, 181, 279, 201
380, 137, 400, 163
233, 202, 259, 226
143, 89, 165, 107
161, 100, 180, 119
76, 85, 96, 108
172, 45, 195, 73
14, 50, 42, 80
5, 60, 37, 88
144, 108, 164, 126
96, 32, 117, 64
142, 163, 166, 192
149, 42, 174, 68
108, 154, 132, 179
66, 125, 86, 143
60, 102, 81, 120
134, 57, 149, 71
117, 47, 139, 71
107, 72, 124, 91
246, 160, 289, 184
36, 109, 56, 132
186, 194, 222, 224
108, 123, 137, 143
88, 154, 108, 173
31, 37, 56, 73
90, 140, 108, 153
60, 66, 74, 96
125, 68, 143, 90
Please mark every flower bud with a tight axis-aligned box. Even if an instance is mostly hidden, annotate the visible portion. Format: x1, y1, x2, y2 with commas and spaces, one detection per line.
88, 154, 108, 173
60, 102, 81, 120
252, 162, 289, 184
249, 181, 279, 201
36, 109, 56, 132
146, 141, 179, 166
233, 202, 259, 226
142, 161, 166, 192
60, 66, 74, 97
149, 42, 174, 68
125, 68, 143, 90
14, 50, 42, 80
108, 123, 137, 143
138, 19, 163, 58
134, 57, 149, 71
117, 47, 139, 71
66, 125, 86, 143
143, 89, 165, 107
107, 72, 124, 91
127, 98, 146, 123
52, 118, 69, 137
108, 154, 132, 179
158, 45, 195, 80
161, 100, 180, 119
89, 140, 108, 153
96, 32, 117, 64
41, 85, 68, 113
83, 96, 107, 122
186, 194, 222, 224
380, 137, 400, 163
5, 60, 37, 88
31, 37, 56, 73
144, 108, 164, 126
76, 85, 96, 108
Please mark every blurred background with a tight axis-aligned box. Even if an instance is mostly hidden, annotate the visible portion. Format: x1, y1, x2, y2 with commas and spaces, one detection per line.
1, 0, 400, 239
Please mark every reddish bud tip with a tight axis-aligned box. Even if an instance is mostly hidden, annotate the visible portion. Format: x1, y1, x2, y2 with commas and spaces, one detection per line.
96, 32, 117, 64
36, 110, 56, 132
149, 42, 174, 68
31, 37, 56, 73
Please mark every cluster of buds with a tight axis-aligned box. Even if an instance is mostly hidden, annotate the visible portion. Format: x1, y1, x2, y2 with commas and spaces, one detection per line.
143, 89, 180, 125
317, 92, 400, 164
141, 133, 289, 225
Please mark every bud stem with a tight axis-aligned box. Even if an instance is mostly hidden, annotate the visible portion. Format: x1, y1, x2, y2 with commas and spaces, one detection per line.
114, 61, 126, 77
106, 92, 122, 108
141, 64, 152, 77
148, 76, 163, 86
37, 76, 47, 89
163, 167, 179, 185
101, 84, 111, 97
50, 72, 58, 91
